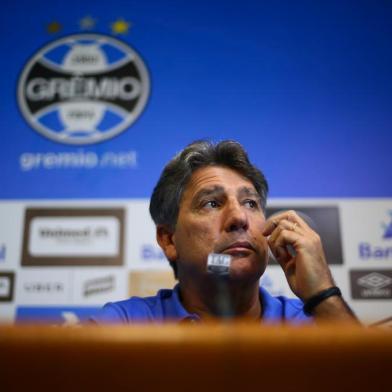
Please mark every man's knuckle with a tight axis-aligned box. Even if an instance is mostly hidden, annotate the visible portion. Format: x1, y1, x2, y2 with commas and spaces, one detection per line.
312, 233, 321, 243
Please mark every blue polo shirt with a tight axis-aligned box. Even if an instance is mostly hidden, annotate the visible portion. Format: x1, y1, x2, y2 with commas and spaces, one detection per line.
91, 285, 312, 324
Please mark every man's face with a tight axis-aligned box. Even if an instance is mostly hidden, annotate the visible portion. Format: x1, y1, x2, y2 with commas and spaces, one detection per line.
169, 165, 268, 283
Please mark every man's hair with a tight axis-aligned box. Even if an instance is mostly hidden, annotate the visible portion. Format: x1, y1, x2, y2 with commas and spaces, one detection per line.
149, 140, 269, 276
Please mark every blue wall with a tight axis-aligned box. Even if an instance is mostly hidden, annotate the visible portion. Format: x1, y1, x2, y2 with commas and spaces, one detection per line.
1, 0, 391, 198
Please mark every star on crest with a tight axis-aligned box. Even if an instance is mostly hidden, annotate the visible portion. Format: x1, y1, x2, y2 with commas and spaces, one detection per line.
111, 18, 132, 35
47, 21, 62, 34
79, 16, 97, 30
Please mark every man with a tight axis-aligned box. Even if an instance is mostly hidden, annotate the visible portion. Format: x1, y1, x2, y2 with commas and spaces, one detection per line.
93, 140, 356, 323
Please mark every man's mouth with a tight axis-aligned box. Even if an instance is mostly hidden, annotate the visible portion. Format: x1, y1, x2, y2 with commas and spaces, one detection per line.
221, 241, 255, 255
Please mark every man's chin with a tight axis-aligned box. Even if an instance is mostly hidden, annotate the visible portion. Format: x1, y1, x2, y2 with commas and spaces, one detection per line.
226, 257, 265, 282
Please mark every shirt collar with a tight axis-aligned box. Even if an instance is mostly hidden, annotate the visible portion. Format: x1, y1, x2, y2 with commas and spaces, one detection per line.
162, 284, 200, 322
259, 286, 285, 322
165, 284, 283, 322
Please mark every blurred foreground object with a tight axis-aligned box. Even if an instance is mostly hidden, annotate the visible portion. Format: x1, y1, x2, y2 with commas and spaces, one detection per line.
0, 324, 391, 391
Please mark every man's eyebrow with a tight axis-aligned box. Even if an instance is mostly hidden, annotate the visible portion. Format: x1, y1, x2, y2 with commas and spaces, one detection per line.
237, 186, 261, 201
192, 185, 225, 203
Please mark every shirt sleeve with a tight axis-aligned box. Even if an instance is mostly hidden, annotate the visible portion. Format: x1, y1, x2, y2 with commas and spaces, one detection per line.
90, 302, 128, 324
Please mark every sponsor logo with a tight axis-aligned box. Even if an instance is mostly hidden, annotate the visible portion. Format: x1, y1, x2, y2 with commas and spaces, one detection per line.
0, 244, 5, 261
358, 243, 392, 260
18, 34, 150, 145
140, 244, 167, 262
350, 270, 392, 299
266, 206, 343, 264
83, 275, 115, 297
22, 208, 124, 266
358, 211, 392, 261
19, 149, 137, 171
23, 281, 64, 293
17, 271, 70, 304
0, 272, 15, 302
16, 306, 100, 325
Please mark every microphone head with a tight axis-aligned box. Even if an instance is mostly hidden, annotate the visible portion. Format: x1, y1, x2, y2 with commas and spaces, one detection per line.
207, 253, 232, 276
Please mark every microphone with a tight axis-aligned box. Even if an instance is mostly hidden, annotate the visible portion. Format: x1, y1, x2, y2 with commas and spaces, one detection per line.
207, 253, 234, 319
207, 253, 231, 275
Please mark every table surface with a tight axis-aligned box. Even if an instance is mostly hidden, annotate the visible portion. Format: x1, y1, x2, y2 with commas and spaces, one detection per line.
0, 323, 391, 391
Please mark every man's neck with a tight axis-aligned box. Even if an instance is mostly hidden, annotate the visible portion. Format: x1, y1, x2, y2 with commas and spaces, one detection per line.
178, 276, 262, 321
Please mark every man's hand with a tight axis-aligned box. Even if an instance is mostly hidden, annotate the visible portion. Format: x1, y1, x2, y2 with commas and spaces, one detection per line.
262, 210, 334, 301
262, 210, 357, 322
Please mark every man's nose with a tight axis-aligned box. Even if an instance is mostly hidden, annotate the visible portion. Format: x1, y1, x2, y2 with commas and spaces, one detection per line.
224, 200, 249, 232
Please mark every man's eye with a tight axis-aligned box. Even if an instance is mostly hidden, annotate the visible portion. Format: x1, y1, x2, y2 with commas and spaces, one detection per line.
204, 200, 219, 208
244, 199, 258, 209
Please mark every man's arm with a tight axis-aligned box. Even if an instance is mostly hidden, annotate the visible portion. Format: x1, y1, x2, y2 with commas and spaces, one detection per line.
262, 210, 358, 322
310, 294, 357, 321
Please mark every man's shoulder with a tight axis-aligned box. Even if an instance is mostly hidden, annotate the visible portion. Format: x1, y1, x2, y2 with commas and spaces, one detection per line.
91, 288, 176, 324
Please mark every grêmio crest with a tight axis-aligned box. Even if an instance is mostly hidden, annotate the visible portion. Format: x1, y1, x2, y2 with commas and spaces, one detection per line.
18, 34, 150, 145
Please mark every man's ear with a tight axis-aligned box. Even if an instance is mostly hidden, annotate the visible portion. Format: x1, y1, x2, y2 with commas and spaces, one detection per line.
156, 224, 178, 262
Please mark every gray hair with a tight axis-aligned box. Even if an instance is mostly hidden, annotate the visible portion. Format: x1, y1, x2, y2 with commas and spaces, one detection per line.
149, 140, 269, 229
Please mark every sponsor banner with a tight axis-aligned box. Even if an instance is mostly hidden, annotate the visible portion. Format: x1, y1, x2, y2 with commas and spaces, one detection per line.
16, 306, 100, 325
358, 210, 392, 261
0, 272, 15, 302
16, 270, 71, 305
129, 269, 176, 297
22, 207, 124, 266
126, 200, 165, 267
350, 270, 392, 300
342, 204, 392, 265
267, 205, 343, 265
71, 269, 128, 304
0, 198, 390, 323
18, 33, 150, 146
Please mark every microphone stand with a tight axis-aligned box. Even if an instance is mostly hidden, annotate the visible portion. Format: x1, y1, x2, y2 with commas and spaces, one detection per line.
207, 253, 234, 320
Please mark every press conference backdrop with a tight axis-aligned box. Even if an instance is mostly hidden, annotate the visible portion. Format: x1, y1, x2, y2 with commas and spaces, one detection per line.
0, 1, 391, 325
